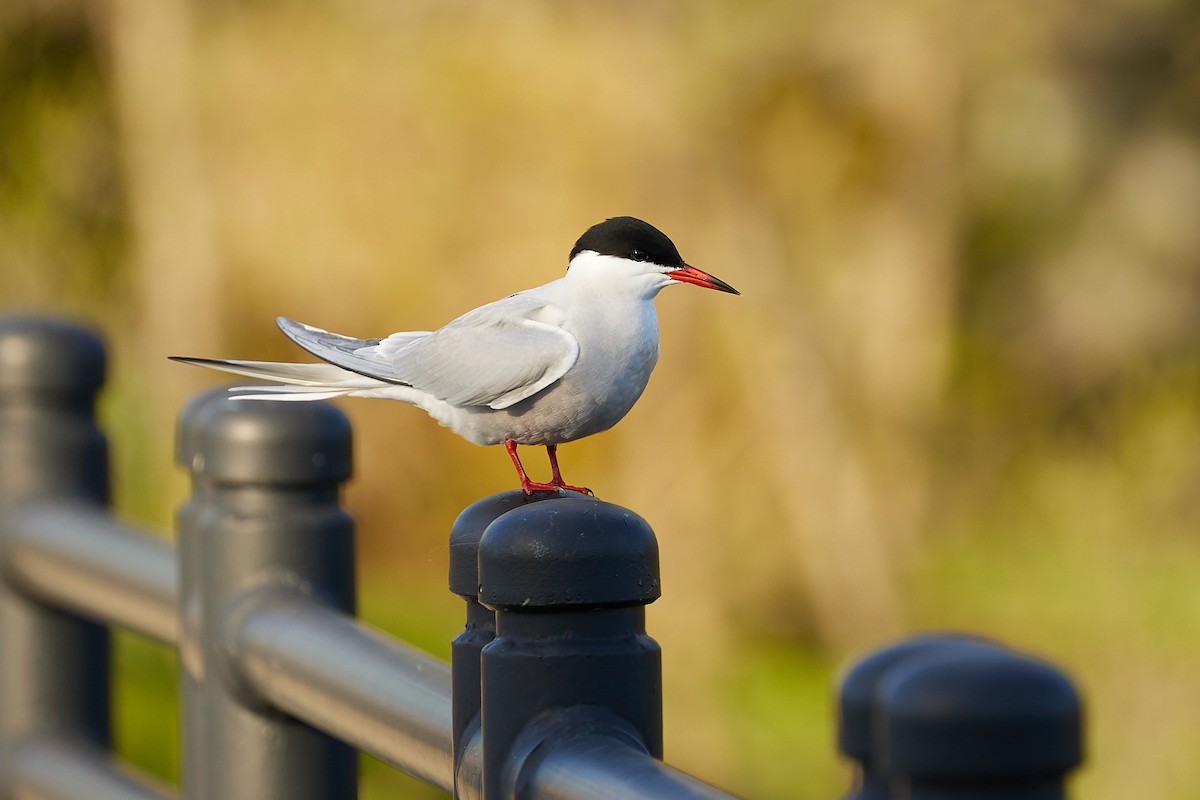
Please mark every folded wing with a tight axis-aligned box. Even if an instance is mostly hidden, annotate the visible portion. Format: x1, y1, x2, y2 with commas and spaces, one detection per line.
277, 296, 578, 410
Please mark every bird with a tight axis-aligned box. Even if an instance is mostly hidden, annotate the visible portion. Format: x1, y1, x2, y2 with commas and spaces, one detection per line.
170, 216, 738, 496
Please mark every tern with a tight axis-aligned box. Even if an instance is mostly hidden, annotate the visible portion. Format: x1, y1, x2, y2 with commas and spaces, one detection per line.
171, 216, 738, 495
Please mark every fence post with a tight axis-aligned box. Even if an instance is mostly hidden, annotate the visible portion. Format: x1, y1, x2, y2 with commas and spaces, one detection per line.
877, 645, 1083, 799
175, 387, 229, 800
838, 634, 995, 800
0, 317, 111, 791
476, 496, 662, 800
448, 490, 535, 797
177, 392, 356, 800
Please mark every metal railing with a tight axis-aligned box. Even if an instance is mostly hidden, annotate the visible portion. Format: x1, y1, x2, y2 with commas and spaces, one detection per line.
0, 316, 1084, 800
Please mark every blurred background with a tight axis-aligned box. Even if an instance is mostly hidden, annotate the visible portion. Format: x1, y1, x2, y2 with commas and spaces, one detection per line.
4, 0, 1200, 796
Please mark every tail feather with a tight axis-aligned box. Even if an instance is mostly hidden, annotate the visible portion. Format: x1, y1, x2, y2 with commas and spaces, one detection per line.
168, 356, 382, 388
229, 388, 357, 402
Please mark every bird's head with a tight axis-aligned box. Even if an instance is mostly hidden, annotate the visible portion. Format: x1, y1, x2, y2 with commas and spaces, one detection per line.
566, 216, 739, 299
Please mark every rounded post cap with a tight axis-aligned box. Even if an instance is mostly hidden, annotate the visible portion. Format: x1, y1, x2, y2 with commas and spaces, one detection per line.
838, 633, 999, 761
176, 387, 237, 468
879, 647, 1083, 780
478, 497, 660, 609
0, 316, 105, 396
181, 392, 352, 484
449, 490, 553, 598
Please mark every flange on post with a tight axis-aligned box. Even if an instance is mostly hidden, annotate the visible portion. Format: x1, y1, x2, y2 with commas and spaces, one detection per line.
473, 496, 663, 800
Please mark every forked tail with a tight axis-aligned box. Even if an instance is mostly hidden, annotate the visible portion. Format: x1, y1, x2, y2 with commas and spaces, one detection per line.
168, 357, 388, 401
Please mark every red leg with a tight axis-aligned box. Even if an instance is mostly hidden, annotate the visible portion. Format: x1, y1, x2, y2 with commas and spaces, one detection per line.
546, 444, 593, 496
505, 439, 559, 495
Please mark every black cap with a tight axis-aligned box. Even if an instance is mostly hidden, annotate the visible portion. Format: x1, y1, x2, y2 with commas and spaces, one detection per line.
839, 634, 999, 762
569, 217, 685, 268
449, 490, 552, 598
478, 497, 660, 610
879, 646, 1083, 781
184, 393, 352, 485
0, 316, 105, 400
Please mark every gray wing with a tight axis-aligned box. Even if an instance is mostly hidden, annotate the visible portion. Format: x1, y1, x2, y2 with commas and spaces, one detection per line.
275, 319, 413, 383
277, 295, 578, 410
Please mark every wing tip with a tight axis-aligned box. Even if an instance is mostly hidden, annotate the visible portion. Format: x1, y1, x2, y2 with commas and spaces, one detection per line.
277, 316, 325, 333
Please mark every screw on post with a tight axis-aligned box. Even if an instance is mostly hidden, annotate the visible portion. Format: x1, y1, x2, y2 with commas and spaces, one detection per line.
176, 391, 356, 800
0, 317, 111, 788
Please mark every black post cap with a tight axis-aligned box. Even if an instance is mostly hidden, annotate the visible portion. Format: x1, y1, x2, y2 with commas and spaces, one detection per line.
450, 491, 555, 599
838, 634, 998, 761
477, 497, 660, 610
187, 393, 352, 485
879, 647, 1083, 781
0, 316, 105, 396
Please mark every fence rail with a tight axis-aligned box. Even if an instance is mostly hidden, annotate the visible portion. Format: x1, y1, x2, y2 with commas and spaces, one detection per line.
0, 316, 1084, 800
3, 504, 177, 644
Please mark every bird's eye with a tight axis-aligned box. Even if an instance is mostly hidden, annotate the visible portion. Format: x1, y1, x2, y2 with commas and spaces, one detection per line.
630, 249, 648, 262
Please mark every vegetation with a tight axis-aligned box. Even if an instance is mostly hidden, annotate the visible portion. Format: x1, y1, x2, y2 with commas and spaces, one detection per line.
5, 1, 1200, 796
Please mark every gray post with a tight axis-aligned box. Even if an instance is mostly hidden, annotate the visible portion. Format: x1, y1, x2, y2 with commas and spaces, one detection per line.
877, 644, 1083, 799
177, 393, 356, 800
175, 387, 229, 800
838, 634, 996, 800
476, 497, 663, 800
449, 490, 545, 797
447, 493, 503, 794
0, 317, 111, 792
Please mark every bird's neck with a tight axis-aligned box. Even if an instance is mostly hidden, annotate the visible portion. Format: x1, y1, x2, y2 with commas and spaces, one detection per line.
563, 252, 670, 301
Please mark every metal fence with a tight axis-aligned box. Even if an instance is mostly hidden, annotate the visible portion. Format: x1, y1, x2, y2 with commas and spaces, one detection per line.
0, 316, 1084, 800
